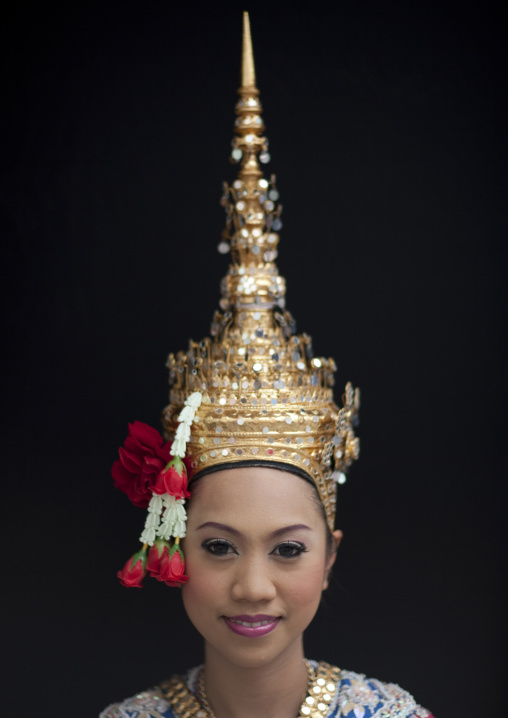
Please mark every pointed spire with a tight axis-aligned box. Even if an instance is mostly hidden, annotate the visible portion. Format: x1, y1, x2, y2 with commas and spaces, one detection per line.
241, 11, 257, 88
235, 12, 264, 180
216, 12, 285, 316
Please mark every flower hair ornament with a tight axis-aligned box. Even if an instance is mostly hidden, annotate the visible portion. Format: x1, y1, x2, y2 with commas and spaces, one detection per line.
114, 392, 202, 588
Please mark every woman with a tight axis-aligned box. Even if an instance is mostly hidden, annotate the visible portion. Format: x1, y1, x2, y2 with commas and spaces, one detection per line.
100, 14, 434, 718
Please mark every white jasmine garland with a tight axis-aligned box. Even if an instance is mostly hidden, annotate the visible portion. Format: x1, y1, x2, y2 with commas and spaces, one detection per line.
175, 423, 191, 444
173, 518, 187, 538
140, 526, 156, 545
177, 405, 194, 423
168, 392, 202, 539
184, 392, 203, 411
169, 391, 202, 459
140, 493, 164, 546
157, 520, 174, 542
141, 391, 202, 548
171, 436, 187, 458
157, 496, 187, 541
175, 501, 186, 520
150, 494, 163, 513
161, 494, 179, 523
145, 512, 160, 528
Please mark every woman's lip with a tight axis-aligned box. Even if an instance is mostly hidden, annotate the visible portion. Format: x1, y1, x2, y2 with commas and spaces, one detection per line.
223, 616, 281, 638
227, 614, 279, 622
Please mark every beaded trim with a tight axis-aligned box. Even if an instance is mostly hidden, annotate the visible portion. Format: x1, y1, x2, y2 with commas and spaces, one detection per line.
159, 661, 341, 718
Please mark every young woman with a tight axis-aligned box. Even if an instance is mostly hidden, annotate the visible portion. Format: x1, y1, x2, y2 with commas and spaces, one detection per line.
100, 14, 434, 718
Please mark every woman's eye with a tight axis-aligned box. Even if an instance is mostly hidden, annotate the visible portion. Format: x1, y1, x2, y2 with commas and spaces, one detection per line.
202, 539, 236, 556
272, 541, 307, 558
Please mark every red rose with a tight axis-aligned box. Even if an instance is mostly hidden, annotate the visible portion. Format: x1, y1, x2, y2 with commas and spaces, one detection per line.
153, 456, 190, 500
117, 548, 147, 588
146, 539, 170, 580
112, 421, 171, 508
160, 545, 188, 587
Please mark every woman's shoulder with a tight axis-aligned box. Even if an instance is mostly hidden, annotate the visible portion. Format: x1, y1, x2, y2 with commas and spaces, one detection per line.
99, 686, 174, 718
99, 666, 201, 718
336, 667, 433, 718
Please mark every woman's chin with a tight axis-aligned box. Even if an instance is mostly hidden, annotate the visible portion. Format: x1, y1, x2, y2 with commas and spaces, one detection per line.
205, 634, 303, 671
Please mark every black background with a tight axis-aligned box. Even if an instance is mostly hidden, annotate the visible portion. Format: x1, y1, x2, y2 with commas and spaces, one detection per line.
1, 1, 506, 716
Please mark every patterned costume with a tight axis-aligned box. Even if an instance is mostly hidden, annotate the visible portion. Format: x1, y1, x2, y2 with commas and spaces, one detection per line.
100, 662, 433, 718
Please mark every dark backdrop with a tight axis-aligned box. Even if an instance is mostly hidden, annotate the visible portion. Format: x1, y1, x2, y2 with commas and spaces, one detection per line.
1, 1, 506, 716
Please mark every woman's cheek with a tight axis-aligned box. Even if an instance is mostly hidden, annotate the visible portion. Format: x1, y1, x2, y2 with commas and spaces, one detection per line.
283, 562, 327, 605
182, 556, 229, 601
182, 565, 212, 594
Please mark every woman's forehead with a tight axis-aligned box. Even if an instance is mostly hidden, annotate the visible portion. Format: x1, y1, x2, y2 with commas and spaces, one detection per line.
187, 467, 321, 525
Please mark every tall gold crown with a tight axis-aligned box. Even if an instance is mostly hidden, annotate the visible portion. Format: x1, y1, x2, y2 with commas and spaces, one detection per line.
162, 13, 359, 531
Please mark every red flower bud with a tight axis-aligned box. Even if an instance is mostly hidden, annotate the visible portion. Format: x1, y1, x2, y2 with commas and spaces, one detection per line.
146, 539, 170, 579
153, 456, 190, 500
117, 548, 147, 588
159, 544, 188, 587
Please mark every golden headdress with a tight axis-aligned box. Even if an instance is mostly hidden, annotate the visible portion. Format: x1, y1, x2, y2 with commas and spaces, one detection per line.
161, 13, 359, 532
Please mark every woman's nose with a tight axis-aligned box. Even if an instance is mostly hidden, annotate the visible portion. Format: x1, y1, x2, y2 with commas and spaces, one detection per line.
230, 556, 277, 603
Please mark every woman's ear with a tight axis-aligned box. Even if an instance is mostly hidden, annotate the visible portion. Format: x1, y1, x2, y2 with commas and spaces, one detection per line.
322, 529, 343, 590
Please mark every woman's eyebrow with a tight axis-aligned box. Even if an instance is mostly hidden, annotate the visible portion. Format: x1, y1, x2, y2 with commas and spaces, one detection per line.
196, 521, 311, 537
196, 521, 242, 535
270, 524, 311, 537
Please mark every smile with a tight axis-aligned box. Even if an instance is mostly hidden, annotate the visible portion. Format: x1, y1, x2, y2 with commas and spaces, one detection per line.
223, 615, 281, 638
229, 619, 273, 627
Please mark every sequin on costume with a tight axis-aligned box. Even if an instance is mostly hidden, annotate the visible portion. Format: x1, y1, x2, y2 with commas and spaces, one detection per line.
99, 663, 433, 718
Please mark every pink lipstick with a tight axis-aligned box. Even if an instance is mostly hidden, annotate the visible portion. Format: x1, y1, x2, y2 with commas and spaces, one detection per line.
223, 614, 280, 638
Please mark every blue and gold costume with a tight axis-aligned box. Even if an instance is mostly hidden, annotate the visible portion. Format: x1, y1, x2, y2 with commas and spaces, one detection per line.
100, 662, 433, 718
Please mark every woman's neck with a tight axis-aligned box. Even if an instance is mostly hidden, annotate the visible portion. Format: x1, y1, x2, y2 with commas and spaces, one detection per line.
202, 639, 308, 718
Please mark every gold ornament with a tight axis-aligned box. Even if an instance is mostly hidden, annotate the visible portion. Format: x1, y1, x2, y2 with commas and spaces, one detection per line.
159, 660, 341, 718
162, 12, 359, 531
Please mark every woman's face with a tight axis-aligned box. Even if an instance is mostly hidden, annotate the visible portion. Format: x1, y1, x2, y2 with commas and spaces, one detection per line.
181, 467, 340, 670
